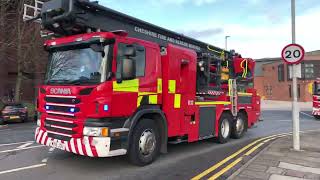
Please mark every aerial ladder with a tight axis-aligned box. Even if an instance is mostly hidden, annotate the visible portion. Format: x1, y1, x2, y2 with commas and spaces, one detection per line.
23, 0, 239, 101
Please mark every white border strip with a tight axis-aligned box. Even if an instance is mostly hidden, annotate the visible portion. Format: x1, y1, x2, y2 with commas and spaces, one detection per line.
46, 103, 76, 107
46, 95, 77, 98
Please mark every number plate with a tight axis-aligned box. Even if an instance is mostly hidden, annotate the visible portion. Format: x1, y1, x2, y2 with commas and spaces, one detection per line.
10, 116, 20, 119
50, 140, 66, 150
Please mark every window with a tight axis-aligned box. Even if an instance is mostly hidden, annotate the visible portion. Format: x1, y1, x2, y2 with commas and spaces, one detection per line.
118, 43, 146, 77
278, 64, 285, 82
289, 84, 301, 99
298, 84, 301, 99
265, 85, 272, 96
302, 63, 314, 79
289, 85, 292, 98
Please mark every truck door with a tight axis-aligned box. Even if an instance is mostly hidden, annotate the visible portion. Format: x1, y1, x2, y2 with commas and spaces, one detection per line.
112, 39, 161, 117
162, 44, 197, 137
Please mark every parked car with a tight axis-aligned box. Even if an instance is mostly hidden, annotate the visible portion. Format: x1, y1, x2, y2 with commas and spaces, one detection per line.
0, 103, 28, 123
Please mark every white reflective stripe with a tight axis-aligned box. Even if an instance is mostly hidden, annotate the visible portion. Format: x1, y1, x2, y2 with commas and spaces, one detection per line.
84, 137, 93, 157
46, 103, 76, 107
65, 141, 70, 152
46, 130, 72, 137
70, 139, 76, 153
47, 111, 75, 117
36, 130, 43, 143
46, 138, 52, 146
76, 139, 84, 155
50, 125, 72, 131
46, 95, 77, 98
35, 128, 39, 140
94, 137, 110, 157
46, 118, 73, 124
110, 128, 129, 133
40, 132, 47, 145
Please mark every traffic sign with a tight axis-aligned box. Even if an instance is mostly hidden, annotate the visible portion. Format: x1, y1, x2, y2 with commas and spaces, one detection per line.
281, 44, 305, 64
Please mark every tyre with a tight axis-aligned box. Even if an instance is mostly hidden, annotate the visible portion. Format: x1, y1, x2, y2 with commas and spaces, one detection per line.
314, 115, 320, 120
128, 119, 161, 166
0, 118, 4, 125
22, 113, 28, 123
217, 113, 232, 144
231, 113, 247, 139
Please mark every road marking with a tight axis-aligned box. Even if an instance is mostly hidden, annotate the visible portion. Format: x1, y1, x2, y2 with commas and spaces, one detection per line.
244, 142, 264, 156
17, 142, 33, 149
0, 164, 46, 175
48, 147, 55, 153
300, 112, 314, 118
41, 158, 48, 163
0, 141, 34, 147
209, 137, 281, 180
191, 133, 289, 180
0, 145, 45, 154
208, 157, 243, 180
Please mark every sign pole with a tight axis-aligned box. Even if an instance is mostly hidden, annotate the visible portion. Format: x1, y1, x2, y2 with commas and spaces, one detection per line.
291, 0, 300, 151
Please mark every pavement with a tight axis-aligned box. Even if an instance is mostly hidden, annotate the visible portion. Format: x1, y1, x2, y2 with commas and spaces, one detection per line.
229, 131, 320, 180
261, 100, 312, 111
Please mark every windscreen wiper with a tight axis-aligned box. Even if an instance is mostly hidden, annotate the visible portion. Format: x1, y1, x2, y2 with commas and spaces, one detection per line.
69, 78, 98, 85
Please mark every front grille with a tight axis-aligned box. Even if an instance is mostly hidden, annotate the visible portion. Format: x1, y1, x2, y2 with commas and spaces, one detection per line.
45, 120, 77, 128
48, 133, 71, 141
45, 105, 80, 113
45, 97, 81, 104
45, 126, 76, 135
45, 118, 78, 141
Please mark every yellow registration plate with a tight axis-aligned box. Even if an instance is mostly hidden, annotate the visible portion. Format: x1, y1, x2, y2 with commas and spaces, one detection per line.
10, 116, 20, 119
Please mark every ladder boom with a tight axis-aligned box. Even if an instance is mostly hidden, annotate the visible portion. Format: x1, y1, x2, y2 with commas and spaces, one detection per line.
36, 0, 230, 58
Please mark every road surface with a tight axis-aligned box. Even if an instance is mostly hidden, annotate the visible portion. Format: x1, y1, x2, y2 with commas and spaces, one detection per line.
0, 110, 319, 180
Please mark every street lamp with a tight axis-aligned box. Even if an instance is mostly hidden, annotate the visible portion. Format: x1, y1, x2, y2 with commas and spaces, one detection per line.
225, 36, 231, 51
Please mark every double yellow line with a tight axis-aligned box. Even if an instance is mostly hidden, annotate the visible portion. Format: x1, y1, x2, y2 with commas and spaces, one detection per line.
191, 133, 291, 180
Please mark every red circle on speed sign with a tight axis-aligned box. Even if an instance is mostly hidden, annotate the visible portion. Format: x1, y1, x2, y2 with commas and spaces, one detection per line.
281, 44, 305, 64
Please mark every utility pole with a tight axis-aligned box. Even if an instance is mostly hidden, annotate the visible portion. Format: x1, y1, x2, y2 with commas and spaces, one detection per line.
291, 0, 300, 151
225, 36, 230, 50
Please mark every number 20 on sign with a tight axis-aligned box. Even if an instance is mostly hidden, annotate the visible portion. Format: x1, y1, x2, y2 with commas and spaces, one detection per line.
281, 44, 305, 65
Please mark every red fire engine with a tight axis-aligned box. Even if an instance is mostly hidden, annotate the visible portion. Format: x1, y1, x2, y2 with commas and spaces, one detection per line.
24, 0, 261, 165
313, 79, 320, 119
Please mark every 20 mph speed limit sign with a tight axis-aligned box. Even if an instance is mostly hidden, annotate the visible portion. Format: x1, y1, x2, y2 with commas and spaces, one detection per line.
281, 44, 305, 64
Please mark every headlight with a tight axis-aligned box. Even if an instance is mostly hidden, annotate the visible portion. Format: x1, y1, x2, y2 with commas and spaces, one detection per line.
83, 127, 109, 137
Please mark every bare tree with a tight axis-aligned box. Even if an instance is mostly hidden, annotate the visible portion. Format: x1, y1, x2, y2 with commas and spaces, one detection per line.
1, 0, 47, 102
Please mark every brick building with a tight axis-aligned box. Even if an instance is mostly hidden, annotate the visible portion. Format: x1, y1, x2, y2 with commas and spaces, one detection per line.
254, 50, 320, 102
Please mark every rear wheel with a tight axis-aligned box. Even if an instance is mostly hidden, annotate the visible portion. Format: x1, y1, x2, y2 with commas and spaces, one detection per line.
128, 119, 160, 166
231, 113, 247, 139
217, 113, 232, 144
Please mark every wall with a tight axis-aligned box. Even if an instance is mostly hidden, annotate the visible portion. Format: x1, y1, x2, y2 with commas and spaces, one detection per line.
255, 53, 320, 102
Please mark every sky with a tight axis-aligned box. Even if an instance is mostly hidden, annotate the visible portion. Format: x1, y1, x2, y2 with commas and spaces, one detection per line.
98, 0, 320, 59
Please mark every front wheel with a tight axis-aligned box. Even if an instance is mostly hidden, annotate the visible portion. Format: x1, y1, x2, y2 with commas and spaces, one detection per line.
128, 119, 160, 166
314, 115, 320, 120
231, 113, 247, 139
217, 113, 232, 144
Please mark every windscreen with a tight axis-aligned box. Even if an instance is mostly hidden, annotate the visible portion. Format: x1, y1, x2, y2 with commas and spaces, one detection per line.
45, 46, 112, 85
